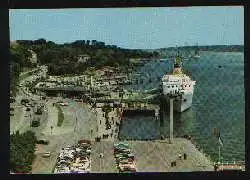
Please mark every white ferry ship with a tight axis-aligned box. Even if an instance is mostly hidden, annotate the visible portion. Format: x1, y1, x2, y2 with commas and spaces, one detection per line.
161, 52, 196, 112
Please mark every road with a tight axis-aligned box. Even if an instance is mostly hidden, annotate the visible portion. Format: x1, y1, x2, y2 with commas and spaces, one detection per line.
90, 141, 117, 173
10, 65, 48, 135
31, 98, 99, 173
89, 139, 214, 173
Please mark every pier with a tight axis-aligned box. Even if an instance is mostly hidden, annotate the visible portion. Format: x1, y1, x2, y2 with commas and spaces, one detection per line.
90, 139, 214, 172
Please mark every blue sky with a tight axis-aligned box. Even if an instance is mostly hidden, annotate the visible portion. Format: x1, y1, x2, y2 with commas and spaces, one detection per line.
9, 7, 244, 49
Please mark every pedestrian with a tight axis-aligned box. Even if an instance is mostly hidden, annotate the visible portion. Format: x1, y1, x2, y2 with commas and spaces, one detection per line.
173, 161, 176, 166
184, 153, 187, 160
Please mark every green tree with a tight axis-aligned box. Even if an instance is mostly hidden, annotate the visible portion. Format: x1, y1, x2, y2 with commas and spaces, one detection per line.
10, 131, 37, 173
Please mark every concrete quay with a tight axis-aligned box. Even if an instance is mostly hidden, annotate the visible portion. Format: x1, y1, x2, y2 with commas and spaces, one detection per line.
90, 139, 214, 173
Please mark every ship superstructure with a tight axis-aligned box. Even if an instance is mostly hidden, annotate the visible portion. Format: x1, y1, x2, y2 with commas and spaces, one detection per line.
161, 52, 196, 112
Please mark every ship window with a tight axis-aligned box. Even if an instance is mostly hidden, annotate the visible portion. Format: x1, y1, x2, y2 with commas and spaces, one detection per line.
189, 85, 191, 87
185, 85, 187, 87
167, 86, 170, 88
172, 85, 174, 88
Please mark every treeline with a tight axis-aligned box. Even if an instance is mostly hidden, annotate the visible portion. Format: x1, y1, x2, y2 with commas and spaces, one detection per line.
16, 39, 160, 76
10, 43, 35, 97
10, 131, 37, 173
159, 45, 244, 52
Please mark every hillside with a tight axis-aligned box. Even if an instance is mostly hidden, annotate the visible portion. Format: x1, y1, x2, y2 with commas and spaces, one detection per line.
14, 39, 160, 76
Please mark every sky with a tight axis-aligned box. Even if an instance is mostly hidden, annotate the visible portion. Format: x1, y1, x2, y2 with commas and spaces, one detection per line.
9, 6, 244, 49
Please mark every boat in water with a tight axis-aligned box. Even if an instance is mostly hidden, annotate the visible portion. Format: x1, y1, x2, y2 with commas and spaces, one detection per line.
193, 44, 200, 59
158, 59, 165, 62
193, 54, 200, 59
161, 51, 196, 112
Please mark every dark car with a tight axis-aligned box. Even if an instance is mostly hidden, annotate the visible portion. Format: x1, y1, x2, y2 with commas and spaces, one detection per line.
78, 140, 91, 145
35, 107, 43, 115
10, 98, 15, 103
21, 99, 29, 105
31, 120, 40, 127
36, 139, 49, 145
26, 108, 31, 111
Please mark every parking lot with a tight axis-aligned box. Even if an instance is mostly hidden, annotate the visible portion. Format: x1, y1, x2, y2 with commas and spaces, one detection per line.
90, 141, 117, 173
89, 139, 214, 173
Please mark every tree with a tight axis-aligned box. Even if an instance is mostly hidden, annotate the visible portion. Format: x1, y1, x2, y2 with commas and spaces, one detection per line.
10, 131, 37, 173
33, 38, 47, 45
91, 40, 97, 47
86, 40, 90, 46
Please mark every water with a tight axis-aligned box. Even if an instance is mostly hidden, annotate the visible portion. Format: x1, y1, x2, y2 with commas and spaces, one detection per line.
119, 51, 245, 162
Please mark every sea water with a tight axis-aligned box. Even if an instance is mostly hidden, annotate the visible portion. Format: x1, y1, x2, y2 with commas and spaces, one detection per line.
119, 51, 245, 162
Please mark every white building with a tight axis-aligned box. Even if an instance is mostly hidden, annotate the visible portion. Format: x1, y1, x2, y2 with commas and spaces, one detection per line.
77, 54, 90, 63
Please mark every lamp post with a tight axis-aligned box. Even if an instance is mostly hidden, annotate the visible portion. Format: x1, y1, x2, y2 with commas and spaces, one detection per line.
168, 93, 180, 144
169, 98, 174, 144
50, 126, 53, 136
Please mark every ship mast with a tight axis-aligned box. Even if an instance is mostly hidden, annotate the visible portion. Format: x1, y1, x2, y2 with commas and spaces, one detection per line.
173, 47, 183, 69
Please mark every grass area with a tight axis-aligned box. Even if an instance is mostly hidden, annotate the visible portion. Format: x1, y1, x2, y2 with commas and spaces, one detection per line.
55, 104, 64, 127
22, 67, 34, 73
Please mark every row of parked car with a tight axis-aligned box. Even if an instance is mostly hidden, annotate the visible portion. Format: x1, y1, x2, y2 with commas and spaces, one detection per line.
114, 142, 136, 173
54, 140, 91, 174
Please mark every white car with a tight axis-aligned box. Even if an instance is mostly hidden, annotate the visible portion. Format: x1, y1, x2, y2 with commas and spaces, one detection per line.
59, 102, 69, 106
42, 152, 51, 158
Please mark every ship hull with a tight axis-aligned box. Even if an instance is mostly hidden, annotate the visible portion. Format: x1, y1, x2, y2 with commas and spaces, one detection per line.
164, 92, 194, 112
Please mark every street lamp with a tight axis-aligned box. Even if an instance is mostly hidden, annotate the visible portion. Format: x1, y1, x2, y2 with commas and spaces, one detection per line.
167, 92, 180, 144
50, 126, 53, 135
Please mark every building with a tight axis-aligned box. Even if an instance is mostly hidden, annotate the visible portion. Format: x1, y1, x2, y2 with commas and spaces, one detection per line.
77, 54, 90, 63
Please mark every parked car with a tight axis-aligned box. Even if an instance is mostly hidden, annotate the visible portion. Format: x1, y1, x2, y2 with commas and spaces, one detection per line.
26, 107, 31, 111
21, 99, 29, 105
35, 107, 43, 115
42, 152, 51, 158
36, 139, 49, 145
10, 98, 15, 103
59, 102, 69, 106
78, 140, 91, 145
31, 120, 40, 127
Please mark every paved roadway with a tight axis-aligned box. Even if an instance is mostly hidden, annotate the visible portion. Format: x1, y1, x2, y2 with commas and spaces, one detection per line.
90, 139, 214, 173
10, 65, 47, 135
125, 139, 214, 172
90, 141, 117, 173
31, 98, 98, 173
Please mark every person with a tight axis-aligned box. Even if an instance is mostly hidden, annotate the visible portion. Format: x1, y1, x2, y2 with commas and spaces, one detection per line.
178, 154, 182, 160
214, 164, 218, 171
183, 153, 187, 160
